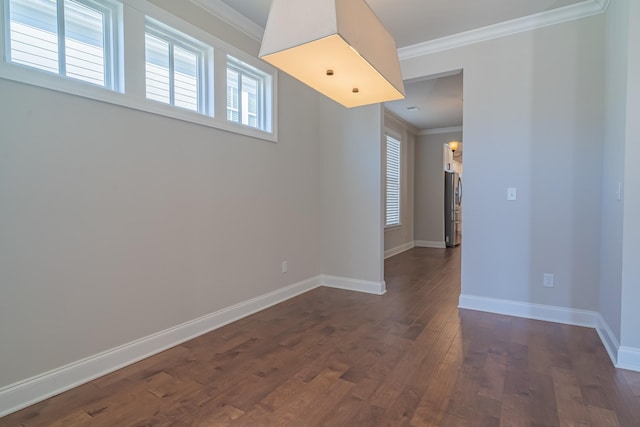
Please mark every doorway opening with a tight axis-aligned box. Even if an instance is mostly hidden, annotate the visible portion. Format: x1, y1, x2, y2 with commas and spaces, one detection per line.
382, 69, 464, 287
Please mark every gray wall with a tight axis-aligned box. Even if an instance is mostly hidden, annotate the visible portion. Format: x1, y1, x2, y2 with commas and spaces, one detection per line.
402, 15, 605, 311
414, 131, 462, 244
0, 4, 326, 388
383, 112, 415, 254
600, 0, 628, 345
150, 0, 259, 56
620, 0, 640, 351
319, 99, 385, 284
0, 77, 323, 388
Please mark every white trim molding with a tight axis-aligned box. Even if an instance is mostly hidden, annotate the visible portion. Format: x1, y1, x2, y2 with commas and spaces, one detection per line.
191, 0, 611, 63
617, 347, 640, 372
0, 0, 279, 143
398, 0, 610, 60
414, 240, 447, 249
458, 294, 597, 327
459, 294, 640, 373
384, 242, 415, 259
0, 276, 323, 418
321, 275, 387, 296
419, 126, 463, 136
190, 0, 264, 41
384, 109, 420, 136
596, 314, 620, 366
0, 274, 393, 417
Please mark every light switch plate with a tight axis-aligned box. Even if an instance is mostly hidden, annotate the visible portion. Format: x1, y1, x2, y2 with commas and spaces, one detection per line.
617, 182, 622, 201
543, 273, 554, 287
507, 187, 517, 201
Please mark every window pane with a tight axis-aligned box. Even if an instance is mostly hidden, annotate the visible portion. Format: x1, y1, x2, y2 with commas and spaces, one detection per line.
173, 46, 198, 112
9, 0, 59, 73
227, 56, 270, 131
386, 136, 401, 226
241, 74, 258, 128
145, 33, 170, 104
226, 68, 239, 123
65, 0, 105, 86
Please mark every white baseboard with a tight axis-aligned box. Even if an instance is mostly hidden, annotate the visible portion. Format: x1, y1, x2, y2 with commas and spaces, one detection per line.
596, 313, 620, 366
459, 294, 640, 373
5, 281, 636, 418
594, 315, 640, 372
617, 347, 640, 372
0, 276, 323, 418
384, 242, 415, 259
458, 294, 597, 327
414, 240, 446, 249
321, 275, 386, 295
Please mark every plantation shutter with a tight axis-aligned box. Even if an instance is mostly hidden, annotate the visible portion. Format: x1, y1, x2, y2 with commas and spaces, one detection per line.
385, 135, 401, 226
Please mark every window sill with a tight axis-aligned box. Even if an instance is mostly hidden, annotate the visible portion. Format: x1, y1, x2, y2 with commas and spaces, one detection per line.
385, 224, 403, 231
0, 64, 278, 143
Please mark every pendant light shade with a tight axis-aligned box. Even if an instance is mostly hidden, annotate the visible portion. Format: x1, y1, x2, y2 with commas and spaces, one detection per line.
259, 0, 406, 108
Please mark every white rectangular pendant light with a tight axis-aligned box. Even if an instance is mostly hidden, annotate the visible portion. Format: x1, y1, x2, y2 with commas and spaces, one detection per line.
259, 0, 406, 108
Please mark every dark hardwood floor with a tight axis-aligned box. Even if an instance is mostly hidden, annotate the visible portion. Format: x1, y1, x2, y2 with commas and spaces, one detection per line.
2, 247, 640, 426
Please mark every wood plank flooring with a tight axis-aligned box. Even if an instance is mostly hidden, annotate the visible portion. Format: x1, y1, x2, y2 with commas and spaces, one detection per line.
2, 247, 640, 426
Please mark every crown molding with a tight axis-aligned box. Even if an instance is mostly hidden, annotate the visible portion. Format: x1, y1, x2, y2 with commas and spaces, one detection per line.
190, 0, 264, 41
419, 126, 463, 136
398, 0, 609, 61
188, 0, 610, 62
384, 109, 420, 135
595, 0, 612, 12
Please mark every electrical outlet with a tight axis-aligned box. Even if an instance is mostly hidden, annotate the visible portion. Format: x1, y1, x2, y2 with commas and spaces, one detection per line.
543, 273, 554, 288
282, 261, 288, 273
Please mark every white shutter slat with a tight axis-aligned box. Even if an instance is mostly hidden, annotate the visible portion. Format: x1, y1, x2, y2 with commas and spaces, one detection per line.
174, 45, 198, 112
65, 0, 106, 86
145, 23, 204, 112
9, 0, 59, 74
9, 0, 116, 88
145, 33, 171, 104
385, 136, 401, 227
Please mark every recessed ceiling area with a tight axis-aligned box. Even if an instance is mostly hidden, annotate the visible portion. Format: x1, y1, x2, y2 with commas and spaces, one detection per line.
385, 72, 463, 131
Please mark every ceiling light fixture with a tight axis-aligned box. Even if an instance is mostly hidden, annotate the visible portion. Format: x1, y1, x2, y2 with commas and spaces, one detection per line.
259, 0, 406, 108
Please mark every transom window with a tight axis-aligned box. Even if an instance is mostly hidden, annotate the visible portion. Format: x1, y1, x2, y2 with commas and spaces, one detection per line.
1, 0, 277, 140
6, 0, 120, 89
227, 55, 271, 131
145, 19, 208, 113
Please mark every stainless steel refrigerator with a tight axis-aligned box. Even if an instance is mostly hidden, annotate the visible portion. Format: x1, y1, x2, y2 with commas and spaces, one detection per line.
444, 171, 462, 247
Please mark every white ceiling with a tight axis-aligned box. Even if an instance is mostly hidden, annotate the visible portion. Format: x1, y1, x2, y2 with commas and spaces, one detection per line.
217, 0, 587, 47
365, 0, 586, 48
216, 0, 591, 131
384, 72, 463, 131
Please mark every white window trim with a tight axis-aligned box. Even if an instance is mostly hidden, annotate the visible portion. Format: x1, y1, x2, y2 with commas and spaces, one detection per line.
226, 55, 272, 133
144, 17, 211, 115
0, 0, 278, 142
3, 0, 122, 88
384, 131, 402, 229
